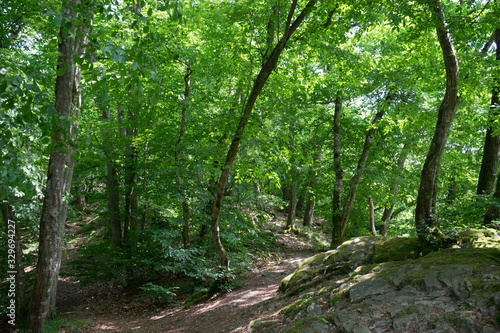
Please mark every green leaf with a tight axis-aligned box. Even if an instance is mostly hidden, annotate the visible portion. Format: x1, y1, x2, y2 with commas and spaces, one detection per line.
131, 62, 139, 70
56, 67, 66, 76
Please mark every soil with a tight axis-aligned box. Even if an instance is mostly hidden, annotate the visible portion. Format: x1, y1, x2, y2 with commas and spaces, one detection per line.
55, 215, 326, 332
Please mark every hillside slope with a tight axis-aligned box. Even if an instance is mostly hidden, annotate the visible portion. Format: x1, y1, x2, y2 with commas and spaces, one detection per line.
249, 229, 500, 333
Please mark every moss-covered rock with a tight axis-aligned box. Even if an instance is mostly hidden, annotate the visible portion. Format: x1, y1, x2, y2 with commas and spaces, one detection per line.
372, 237, 427, 263
458, 228, 500, 249
251, 233, 500, 333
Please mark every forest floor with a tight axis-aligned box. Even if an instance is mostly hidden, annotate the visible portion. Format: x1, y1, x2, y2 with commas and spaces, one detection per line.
55, 214, 328, 332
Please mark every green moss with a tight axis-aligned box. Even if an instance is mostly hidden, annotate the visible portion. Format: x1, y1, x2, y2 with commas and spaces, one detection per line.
417, 248, 500, 268
458, 229, 500, 249
281, 317, 329, 333
183, 289, 210, 308
372, 237, 425, 263
279, 252, 328, 292
282, 298, 313, 317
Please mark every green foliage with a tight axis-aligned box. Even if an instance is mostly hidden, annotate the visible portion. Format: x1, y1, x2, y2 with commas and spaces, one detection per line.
138, 283, 179, 304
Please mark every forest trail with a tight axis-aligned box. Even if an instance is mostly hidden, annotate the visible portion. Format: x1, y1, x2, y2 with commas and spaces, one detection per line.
56, 216, 325, 332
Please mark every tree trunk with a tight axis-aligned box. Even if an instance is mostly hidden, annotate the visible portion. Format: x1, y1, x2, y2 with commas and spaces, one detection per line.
287, 183, 297, 228
477, 29, 500, 196
101, 107, 122, 247
484, 170, 500, 225
380, 148, 408, 236
28, 1, 90, 329
369, 197, 376, 236
282, 184, 291, 201
331, 93, 344, 247
296, 194, 305, 217
303, 152, 321, 228
211, 0, 317, 268
175, 64, 193, 249
331, 93, 392, 248
415, 1, 460, 240
0, 192, 27, 327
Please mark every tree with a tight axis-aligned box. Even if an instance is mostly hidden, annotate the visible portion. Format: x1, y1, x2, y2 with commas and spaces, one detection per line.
415, 0, 460, 240
210, 0, 317, 268
477, 29, 500, 196
331, 93, 393, 248
28, 0, 92, 330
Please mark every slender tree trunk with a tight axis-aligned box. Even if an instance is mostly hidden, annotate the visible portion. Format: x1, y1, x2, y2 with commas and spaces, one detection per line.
331, 93, 393, 248
477, 29, 500, 196
287, 183, 297, 228
0, 192, 27, 327
369, 197, 376, 236
211, 0, 317, 268
303, 152, 321, 228
380, 149, 408, 236
287, 122, 297, 228
331, 93, 344, 247
28, 0, 91, 329
415, 1, 460, 240
101, 108, 122, 247
175, 64, 193, 249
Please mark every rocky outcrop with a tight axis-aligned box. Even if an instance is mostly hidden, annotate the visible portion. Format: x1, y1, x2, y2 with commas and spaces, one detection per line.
249, 229, 500, 333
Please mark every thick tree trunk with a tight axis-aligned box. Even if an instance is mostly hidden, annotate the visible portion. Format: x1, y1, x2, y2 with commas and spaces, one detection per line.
0, 193, 27, 327
369, 197, 376, 236
415, 1, 460, 240
211, 0, 317, 268
331, 94, 392, 248
477, 29, 500, 196
331, 94, 344, 247
296, 194, 305, 217
28, 1, 83, 330
175, 64, 192, 249
484, 171, 500, 225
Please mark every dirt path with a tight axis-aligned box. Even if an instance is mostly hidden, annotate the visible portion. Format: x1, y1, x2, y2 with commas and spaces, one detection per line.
57, 250, 314, 332
57, 219, 325, 332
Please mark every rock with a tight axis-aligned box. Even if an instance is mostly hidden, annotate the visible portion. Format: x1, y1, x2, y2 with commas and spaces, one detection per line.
351, 323, 369, 333
349, 277, 389, 299
250, 236, 500, 333
393, 313, 418, 331
438, 265, 473, 299
452, 316, 476, 333
306, 303, 323, 317
423, 271, 442, 293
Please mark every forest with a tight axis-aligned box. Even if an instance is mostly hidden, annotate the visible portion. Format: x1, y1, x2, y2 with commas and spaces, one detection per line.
0, 0, 499, 332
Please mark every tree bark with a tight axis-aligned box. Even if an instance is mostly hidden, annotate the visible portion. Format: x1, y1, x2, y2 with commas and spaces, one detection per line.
175, 64, 193, 249
331, 93, 392, 248
369, 197, 376, 236
415, 1, 460, 240
331, 93, 344, 247
211, 0, 317, 268
477, 29, 500, 196
287, 182, 298, 228
484, 169, 500, 225
28, 0, 91, 329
